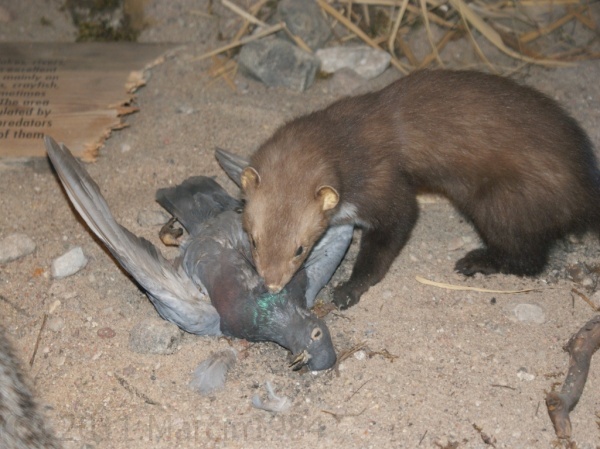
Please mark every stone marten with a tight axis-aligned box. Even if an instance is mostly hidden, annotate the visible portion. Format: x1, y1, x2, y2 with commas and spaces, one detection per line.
238, 69, 600, 309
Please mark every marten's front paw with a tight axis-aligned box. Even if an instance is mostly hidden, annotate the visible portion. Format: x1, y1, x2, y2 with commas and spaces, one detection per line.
333, 284, 360, 310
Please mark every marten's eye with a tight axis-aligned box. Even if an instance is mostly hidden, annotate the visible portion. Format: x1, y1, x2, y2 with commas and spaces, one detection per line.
295, 246, 304, 257
311, 327, 322, 340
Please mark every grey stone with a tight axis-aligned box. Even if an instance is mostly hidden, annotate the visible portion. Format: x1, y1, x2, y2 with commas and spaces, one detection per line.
128, 317, 183, 355
0, 233, 36, 264
137, 209, 170, 227
513, 303, 545, 324
316, 45, 391, 79
51, 247, 88, 279
277, 0, 331, 50
238, 37, 320, 92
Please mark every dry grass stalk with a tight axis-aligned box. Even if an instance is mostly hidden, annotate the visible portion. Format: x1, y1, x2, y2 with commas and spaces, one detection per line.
415, 275, 543, 293
193, 22, 285, 62
196, 0, 596, 85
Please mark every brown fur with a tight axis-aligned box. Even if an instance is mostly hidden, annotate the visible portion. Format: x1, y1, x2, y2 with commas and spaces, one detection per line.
241, 69, 600, 309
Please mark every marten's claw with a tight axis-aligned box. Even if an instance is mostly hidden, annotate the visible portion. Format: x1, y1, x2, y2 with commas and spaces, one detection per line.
333, 284, 360, 310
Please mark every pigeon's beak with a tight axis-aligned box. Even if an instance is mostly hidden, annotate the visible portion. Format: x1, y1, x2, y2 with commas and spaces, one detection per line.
289, 350, 311, 371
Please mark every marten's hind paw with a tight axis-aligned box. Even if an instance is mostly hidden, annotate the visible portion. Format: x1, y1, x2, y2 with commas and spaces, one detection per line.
455, 248, 500, 276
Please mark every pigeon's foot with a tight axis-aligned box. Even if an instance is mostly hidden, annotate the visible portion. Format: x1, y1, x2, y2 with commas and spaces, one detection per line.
159, 217, 184, 247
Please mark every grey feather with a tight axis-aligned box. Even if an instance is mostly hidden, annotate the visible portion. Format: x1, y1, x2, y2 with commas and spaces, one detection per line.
215, 147, 249, 187
45, 136, 221, 336
189, 348, 237, 395
251, 381, 291, 413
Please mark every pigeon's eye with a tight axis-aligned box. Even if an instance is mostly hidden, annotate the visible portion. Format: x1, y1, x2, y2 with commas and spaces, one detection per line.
294, 246, 304, 257
311, 327, 322, 340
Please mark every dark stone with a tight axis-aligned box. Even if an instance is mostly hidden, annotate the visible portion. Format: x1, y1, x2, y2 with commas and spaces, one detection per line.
238, 37, 319, 91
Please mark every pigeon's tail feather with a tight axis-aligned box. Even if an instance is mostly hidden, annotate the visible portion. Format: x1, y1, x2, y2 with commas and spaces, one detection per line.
215, 148, 249, 188
190, 348, 237, 395
44, 136, 221, 336
156, 176, 241, 236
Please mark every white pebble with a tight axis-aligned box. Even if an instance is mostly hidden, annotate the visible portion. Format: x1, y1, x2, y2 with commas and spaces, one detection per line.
513, 303, 545, 324
51, 247, 88, 279
0, 233, 36, 263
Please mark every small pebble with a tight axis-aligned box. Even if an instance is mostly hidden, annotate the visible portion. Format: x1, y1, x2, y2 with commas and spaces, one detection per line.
175, 105, 195, 115
354, 350, 366, 361
0, 233, 36, 264
129, 317, 183, 355
137, 209, 170, 227
121, 143, 131, 153
516, 367, 535, 381
513, 303, 545, 324
97, 327, 116, 339
51, 247, 88, 279
47, 316, 65, 332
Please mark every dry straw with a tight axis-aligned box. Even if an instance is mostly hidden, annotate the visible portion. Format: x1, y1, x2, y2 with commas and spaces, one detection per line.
197, 0, 598, 85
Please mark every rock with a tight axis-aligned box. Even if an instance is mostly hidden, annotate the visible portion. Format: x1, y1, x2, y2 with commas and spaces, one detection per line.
128, 318, 183, 355
513, 303, 545, 324
137, 209, 170, 227
277, 0, 331, 51
0, 233, 36, 264
238, 36, 320, 92
316, 45, 391, 79
51, 247, 88, 279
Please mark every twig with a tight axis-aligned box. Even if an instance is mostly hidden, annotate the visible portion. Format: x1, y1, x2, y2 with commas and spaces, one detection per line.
415, 275, 542, 293
114, 373, 161, 406
571, 288, 600, 312
490, 383, 517, 391
0, 294, 31, 317
192, 22, 285, 62
546, 315, 600, 439
221, 0, 267, 27
317, 0, 409, 74
29, 313, 47, 367
345, 378, 371, 401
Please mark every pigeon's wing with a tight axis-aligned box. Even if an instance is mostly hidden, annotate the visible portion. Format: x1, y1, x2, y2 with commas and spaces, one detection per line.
45, 136, 221, 336
156, 176, 241, 236
214, 148, 249, 188
303, 224, 354, 308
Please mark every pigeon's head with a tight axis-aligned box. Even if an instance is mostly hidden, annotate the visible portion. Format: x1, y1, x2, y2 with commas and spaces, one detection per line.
285, 306, 336, 371
251, 290, 336, 371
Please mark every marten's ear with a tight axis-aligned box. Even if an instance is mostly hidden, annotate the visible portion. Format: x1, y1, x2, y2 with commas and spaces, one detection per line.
241, 167, 261, 192
316, 186, 339, 211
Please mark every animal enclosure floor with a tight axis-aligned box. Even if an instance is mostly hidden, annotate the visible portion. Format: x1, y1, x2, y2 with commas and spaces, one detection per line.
1, 1, 599, 448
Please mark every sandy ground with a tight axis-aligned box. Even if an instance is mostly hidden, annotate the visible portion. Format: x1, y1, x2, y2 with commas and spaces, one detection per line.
1, 1, 600, 448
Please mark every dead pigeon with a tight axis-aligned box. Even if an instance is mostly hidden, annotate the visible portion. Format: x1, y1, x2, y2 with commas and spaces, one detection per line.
45, 136, 352, 371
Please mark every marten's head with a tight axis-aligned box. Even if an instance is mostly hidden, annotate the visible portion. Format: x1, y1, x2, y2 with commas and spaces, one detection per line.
240, 165, 339, 293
